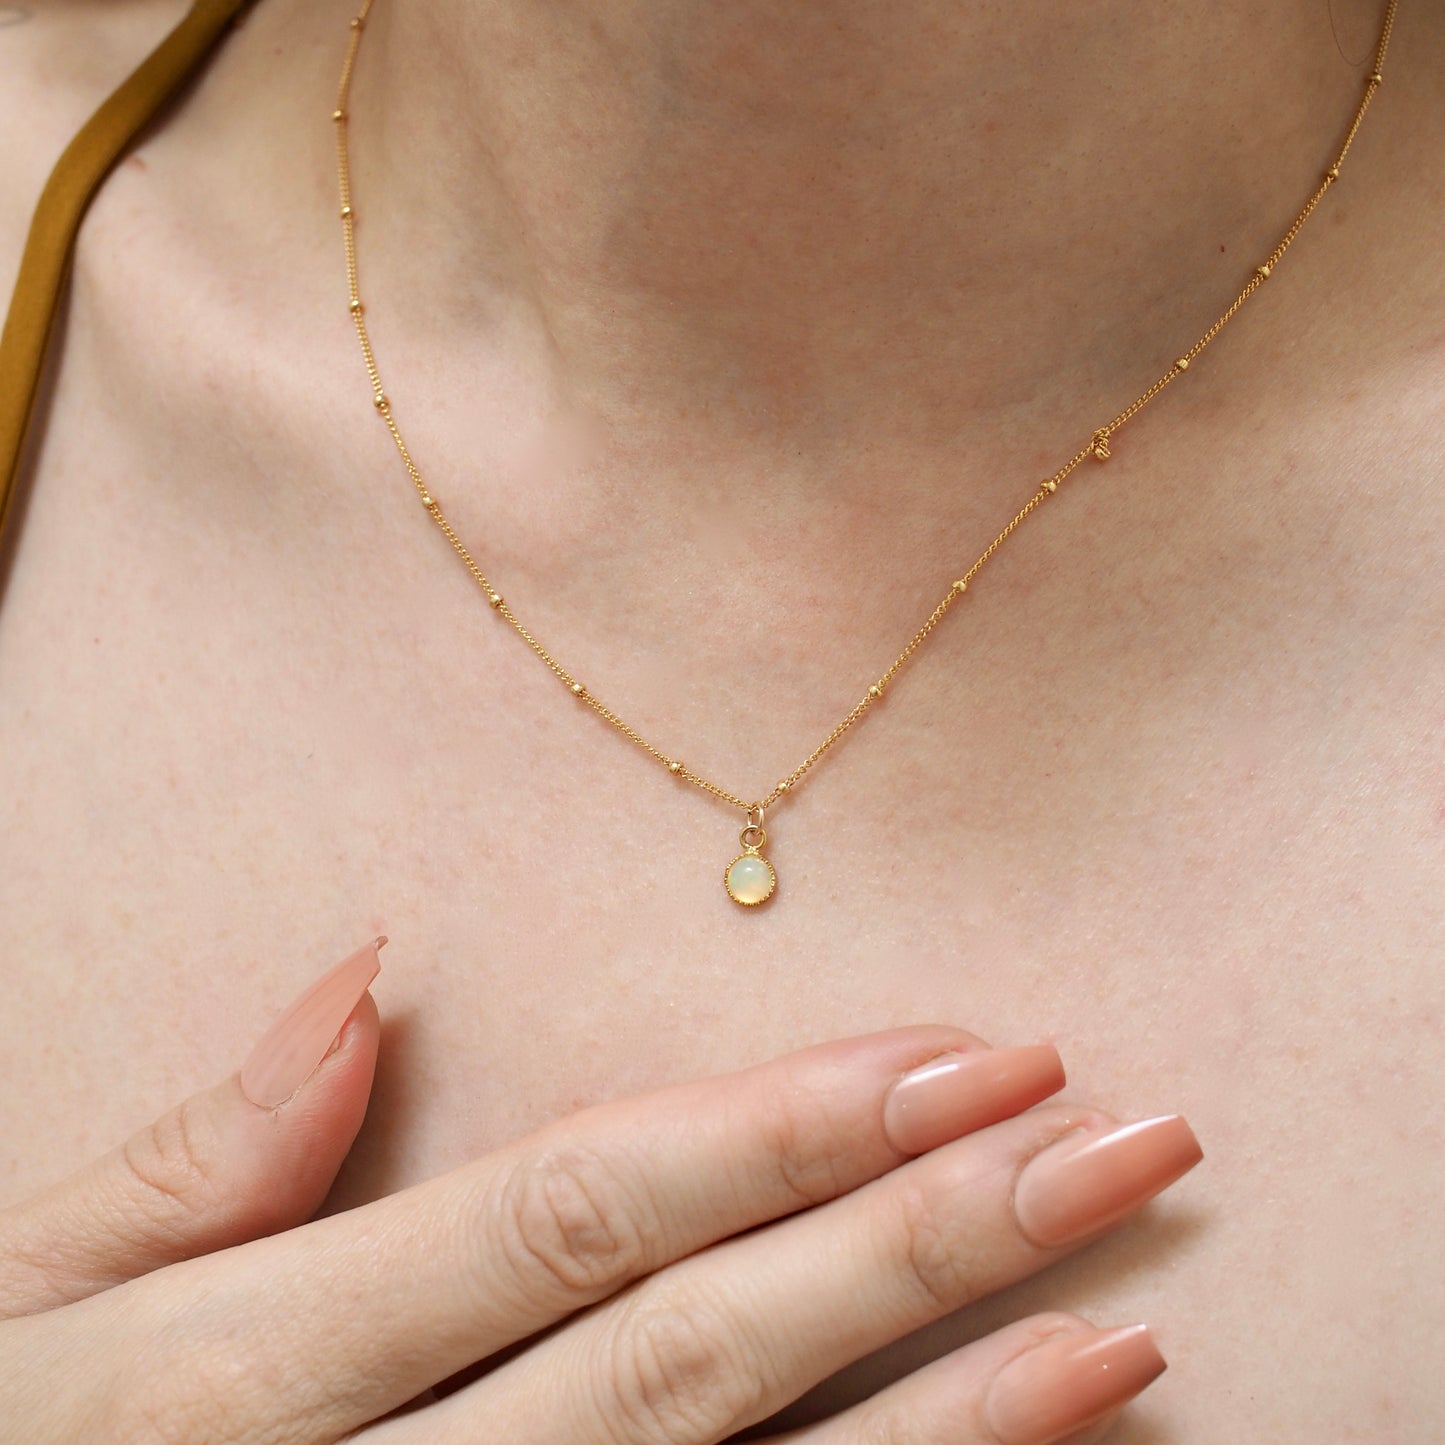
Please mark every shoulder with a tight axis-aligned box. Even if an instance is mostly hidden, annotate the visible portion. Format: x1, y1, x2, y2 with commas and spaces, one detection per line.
0, 1, 188, 304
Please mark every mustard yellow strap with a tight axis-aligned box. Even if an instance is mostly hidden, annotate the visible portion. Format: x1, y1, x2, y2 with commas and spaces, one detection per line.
0, 0, 253, 553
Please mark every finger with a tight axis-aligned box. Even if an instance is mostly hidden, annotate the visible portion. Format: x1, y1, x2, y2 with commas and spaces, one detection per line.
0, 936, 385, 1317
765, 1313, 1163, 1445
104, 1027, 1064, 1440
460, 1107, 1200, 1442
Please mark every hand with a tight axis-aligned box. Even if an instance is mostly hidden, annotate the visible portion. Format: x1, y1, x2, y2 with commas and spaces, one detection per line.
0, 935, 1202, 1444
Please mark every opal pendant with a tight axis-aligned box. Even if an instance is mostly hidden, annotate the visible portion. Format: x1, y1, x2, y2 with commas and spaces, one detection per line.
726, 812, 776, 906
725, 848, 776, 906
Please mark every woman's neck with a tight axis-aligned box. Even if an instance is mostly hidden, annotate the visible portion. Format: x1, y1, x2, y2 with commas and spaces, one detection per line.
349, 0, 1384, 476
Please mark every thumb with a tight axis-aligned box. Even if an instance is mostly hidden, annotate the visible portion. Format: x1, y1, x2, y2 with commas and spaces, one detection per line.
0, 935, 386, 1318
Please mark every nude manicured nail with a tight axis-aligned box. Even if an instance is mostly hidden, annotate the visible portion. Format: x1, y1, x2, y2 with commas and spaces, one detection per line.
882, 1046, 1066, 1155
240, 936, 386, 1108
986, 1323, 1166, 1444
1013, 1114, 1203, 1247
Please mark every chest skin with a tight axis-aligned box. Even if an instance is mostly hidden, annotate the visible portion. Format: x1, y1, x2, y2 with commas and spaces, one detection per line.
2, 15, 1443, 1443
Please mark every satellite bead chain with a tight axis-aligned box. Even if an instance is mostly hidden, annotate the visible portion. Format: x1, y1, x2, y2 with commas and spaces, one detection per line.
332, 0, 1398, 906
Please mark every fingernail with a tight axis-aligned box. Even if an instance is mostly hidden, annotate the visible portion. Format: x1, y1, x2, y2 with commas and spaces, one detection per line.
1013, 1114, 1203, 1248
986, 1323, 1166, 1444
240, 936, 386, 1108
882, 1045, 1066, 1155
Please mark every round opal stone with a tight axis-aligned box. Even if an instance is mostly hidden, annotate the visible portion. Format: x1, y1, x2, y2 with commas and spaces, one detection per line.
726, 852, 775, 906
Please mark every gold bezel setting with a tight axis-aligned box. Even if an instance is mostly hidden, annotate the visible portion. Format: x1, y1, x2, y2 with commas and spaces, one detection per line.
725, 851, 776, 907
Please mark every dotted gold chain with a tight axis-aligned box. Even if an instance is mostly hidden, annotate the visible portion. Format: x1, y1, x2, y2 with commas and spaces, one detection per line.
332, 0, 1398, 827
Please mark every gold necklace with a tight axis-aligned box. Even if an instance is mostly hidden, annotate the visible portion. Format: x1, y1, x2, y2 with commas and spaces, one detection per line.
331, 0, 1397, 908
